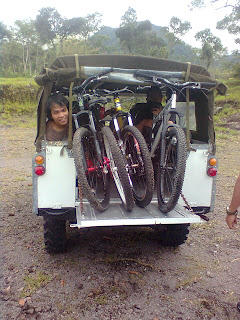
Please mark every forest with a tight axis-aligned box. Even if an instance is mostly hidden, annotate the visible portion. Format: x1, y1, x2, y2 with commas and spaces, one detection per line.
0, 0, 239, 78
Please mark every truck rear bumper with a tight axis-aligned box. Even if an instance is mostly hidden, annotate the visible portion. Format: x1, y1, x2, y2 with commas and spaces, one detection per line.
70, 198, 202, 229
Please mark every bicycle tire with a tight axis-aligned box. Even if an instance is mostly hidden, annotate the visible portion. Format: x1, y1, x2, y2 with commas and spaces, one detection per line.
73, 127, 110, 212
122, 125, 154, 208
157, 126, 187, 213
101, 126, 134, 211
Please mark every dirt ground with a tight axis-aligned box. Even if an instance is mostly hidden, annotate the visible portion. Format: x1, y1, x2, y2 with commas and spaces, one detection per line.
1, 117, 240, 320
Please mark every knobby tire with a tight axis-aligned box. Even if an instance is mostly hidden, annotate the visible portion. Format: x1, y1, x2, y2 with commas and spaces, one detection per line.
122, 125, 154, 208
157, 126, 187, 213
73, 127, 110, 212
101, 126, 134, 211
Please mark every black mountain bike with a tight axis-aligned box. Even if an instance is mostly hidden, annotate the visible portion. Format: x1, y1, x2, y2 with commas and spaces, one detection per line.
135, 72, 215, 213
90, 87, 154, 208
60, 74, 134, 212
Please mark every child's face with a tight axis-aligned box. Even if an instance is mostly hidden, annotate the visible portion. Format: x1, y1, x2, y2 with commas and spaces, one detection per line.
51, 103, 68, 126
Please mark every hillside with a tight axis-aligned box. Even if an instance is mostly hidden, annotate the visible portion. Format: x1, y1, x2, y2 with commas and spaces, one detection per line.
90, 24, 201, 64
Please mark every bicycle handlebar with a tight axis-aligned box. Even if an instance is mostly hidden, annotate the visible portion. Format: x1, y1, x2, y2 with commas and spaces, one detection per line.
134, 70, 216, 90
72, 68, 113, 93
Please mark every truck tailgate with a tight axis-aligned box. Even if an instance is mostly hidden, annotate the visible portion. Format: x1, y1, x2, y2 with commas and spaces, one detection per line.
71, 198, 202, 228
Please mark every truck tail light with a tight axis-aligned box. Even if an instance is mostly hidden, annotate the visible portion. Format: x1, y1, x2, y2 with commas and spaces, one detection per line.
35, 155, 44, 164
34, 166, 45, 176
209, 158, 217, 166
207, 167, 217, 177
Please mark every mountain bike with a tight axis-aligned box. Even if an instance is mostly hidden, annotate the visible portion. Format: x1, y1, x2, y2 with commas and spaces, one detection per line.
58, 73, 134, 212
92, 87, 154, 208
135, 71, 214, 213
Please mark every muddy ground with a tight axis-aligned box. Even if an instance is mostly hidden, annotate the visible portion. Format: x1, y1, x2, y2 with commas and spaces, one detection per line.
0, 116, 240, 320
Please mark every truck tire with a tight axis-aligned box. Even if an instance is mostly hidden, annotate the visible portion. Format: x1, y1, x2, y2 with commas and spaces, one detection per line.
157, 224, 190, 247
101, 126, 134, 211
43, 216, 66, 254
73, 127, 110, 212
122, 125, 154, 208
157, 126, 187, 213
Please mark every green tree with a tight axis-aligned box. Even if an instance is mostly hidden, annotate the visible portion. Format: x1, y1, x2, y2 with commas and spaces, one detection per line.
169, 16, 192, 36
216, 1, 240, 44
116, 7, 166, 57
190, 0, 240, 44
115, 7, 137, 54
0, 22, 12, 41
195, 28, 226, 68
58, 12, 102, 41
1, 40, 23, 75
162, 17, 191, 58
35, 7, 63, 46
135, 28, 167, 57
13, 19, 42, 75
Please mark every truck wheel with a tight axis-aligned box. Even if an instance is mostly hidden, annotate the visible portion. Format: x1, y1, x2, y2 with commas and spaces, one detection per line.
43, 216, 66, 254
157, 126, 187, 213
157, 224, 190, 247
122, 125, 154, 208
73, 127, 110, 212
101, 126, 134, 211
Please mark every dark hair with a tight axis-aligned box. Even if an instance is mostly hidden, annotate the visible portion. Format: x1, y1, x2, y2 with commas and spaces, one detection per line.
46, 94, 69, 119
147, 86, 163, 99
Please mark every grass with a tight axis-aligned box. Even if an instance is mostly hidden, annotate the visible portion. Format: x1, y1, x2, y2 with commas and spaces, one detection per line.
0, 101, 38, 115
21, 271, 52, 297
0, 77, 39, 115
0, 77, 36, 86
215, 78, 240, 102
213, 76, 240, 139
0, 114, 37, 128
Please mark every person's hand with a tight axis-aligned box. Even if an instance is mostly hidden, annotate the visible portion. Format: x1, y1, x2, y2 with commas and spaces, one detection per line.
226, 214, 238, 229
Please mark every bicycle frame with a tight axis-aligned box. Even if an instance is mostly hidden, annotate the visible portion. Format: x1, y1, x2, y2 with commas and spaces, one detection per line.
150, 92, 184, 164
73, 101, 105, 162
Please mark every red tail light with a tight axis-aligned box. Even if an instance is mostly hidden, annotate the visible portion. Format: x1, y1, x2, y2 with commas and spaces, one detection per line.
207, 167, 217, 177
34, 166, 45, 176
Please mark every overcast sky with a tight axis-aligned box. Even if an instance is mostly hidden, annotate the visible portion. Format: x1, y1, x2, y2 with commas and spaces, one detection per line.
1, 0, 238, 53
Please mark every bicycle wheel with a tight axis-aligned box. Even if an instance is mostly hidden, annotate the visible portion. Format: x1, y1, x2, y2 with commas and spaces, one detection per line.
73, 127, 110, 212
157, 126, 187, 213
101, 126, 134, 211
122, 125, 154, 208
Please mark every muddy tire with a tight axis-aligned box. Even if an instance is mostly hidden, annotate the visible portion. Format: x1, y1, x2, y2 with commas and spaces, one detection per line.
157, 223, 190, 247
43, 216, 66, 254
